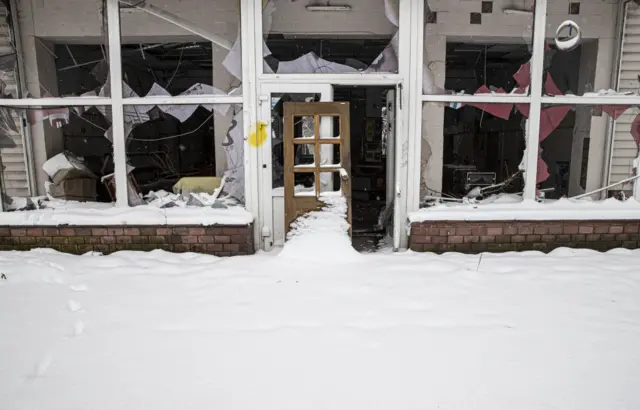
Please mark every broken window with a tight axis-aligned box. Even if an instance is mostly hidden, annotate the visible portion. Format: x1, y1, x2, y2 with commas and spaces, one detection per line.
262, 0, 399, 74
0, 1, 117, 211
539, 6, 623, 98
420, 103, 525, 206
422, 1, 534, 95
3, 1, 113, 99
1, 106, 114, 211
118, 0, 242, 97
537, 104, 640, 201
121, 103, 245, 208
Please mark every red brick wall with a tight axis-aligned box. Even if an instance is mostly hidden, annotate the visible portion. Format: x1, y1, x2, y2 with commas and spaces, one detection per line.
410, 220, 640, 253
0, 225, 254, 257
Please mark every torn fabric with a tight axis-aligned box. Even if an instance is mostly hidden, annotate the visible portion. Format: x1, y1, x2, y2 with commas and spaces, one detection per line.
470, 85, 513, 120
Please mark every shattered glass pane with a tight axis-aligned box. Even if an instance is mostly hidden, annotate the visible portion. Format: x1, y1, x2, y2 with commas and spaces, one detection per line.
420, 103, 525, 205
262, 0, 399, 74
538, 104, 640, 201
121, 103, 245, 207
3, 0, 110, 99
423, 0, 535, 95
540, 2, 626, 97
119, 0, 242, 98
1, 106, 114, 211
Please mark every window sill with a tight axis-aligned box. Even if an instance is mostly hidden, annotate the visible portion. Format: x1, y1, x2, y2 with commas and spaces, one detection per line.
0, 205, 254, 226
409, 198, 640, 223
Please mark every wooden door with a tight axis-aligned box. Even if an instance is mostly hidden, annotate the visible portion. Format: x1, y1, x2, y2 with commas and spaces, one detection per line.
283, 101, 351, 235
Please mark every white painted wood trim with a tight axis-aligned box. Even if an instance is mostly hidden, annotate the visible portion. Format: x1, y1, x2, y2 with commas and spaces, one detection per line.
241, 0, 261, 247
522, 0, 547, 200
106, 0, 129, 208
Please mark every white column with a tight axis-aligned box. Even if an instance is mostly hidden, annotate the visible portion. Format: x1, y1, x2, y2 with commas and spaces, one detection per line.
406, 0, 424, 214
106, 0, 129, 207
420, 33, 446, 199
15, 0, 62, 196
241, 0, 261, 245
568, 42, 598, 197
212, 45, 235, 176
585, 38, 615, 196
522, 0, 548, 200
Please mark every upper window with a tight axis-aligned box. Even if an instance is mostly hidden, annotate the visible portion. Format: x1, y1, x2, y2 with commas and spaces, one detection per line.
423, 0, 534, 95
119, 0, 242, 97
540, 2, 621, 98
262, 0, 399, 74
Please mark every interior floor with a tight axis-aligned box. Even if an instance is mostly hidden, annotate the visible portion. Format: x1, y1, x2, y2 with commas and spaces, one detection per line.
334, 86, 394, 253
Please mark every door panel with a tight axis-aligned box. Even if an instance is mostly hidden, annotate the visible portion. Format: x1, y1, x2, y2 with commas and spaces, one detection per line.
283, 102, 351, 235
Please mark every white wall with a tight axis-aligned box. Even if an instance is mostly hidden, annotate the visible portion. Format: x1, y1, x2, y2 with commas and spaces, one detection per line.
428, 0, 617, 40
268, 0, 395, 37
23, 0, 239, 43
23, 0, 395, 43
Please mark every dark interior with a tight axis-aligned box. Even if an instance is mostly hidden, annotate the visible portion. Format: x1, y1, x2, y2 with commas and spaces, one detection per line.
440, 42, 581, 200
55, 42, 219, 202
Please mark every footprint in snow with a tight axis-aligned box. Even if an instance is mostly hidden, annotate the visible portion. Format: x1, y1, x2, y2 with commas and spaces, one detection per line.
73, 320, 85, 337
70, 284, 88, 292
30, 355, 52, 379
67, 300, 83, 313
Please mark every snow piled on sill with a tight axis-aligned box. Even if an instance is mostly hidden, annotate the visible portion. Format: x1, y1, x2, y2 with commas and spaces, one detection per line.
409, 196, 640, 222
0, 204, 254, 226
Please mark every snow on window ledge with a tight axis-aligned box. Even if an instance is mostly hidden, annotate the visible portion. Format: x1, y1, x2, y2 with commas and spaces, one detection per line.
409, 197, 640, 223
0, 205, 254, 226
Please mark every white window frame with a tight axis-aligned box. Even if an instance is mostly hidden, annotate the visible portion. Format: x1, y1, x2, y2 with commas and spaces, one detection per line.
1, 0, 256, 223
417, 0, 640, 213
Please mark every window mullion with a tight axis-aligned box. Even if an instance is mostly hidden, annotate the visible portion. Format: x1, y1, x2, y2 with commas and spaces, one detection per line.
522, 0, 548, 200
106, 0, 129, 208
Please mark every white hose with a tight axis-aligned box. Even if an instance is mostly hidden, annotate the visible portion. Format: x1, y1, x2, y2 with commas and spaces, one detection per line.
571, 174, 640, 200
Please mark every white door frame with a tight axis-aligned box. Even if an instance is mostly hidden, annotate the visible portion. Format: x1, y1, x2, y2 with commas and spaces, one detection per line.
250, 0, 416, 251
257, 81, 407, 251
258, 83, 334, 250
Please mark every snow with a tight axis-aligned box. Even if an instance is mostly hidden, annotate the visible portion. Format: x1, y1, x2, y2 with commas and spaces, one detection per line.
1, 246, 640, 409
410, 197, 640, 222
283, 192, 360, 262
0, 204, 254, 226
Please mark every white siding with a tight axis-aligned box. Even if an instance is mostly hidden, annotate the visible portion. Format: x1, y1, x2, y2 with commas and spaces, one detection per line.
611, 2, 640, 189
0, 5, 29, 198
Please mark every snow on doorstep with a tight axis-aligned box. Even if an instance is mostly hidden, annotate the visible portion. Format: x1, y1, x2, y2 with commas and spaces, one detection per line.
1, 247, 640, 410
410, 197, 640, 222
281, 192, 360, 262
0, 204, 254, 226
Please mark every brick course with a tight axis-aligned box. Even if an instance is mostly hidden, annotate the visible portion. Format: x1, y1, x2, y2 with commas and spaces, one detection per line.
0, 225, 254, 257
410, 220, 640, 253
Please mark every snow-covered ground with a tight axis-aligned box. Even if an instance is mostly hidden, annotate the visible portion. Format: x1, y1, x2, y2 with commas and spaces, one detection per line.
1, 245, 640, 410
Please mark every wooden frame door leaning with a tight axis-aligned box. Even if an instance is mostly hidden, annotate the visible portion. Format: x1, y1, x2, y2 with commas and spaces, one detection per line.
283, 101, 352, 236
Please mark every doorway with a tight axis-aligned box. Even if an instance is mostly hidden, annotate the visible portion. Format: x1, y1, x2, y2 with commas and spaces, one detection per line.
260, 83, 398, 253
333, 86, 395, 252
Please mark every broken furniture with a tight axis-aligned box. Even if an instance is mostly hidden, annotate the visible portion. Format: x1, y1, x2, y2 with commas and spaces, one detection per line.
101, 164, 145, 206
43, 152, 98, 202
